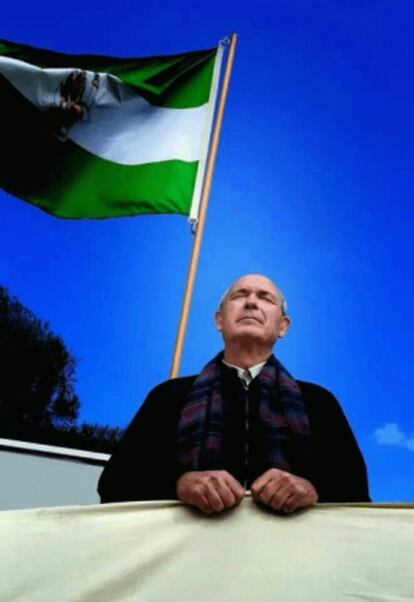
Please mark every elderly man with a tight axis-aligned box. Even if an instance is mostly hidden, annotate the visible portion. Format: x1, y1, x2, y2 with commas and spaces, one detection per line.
98, 274, 370, 513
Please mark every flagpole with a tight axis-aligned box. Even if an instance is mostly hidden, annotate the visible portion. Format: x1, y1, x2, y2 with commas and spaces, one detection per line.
169, 33, 238, 378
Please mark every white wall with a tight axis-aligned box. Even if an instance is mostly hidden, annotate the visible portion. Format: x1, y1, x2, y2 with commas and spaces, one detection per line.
0, 438, 109, 510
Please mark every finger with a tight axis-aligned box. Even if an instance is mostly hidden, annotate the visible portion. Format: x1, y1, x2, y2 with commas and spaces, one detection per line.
281, 493, 299, 513
281, 481, 318, 513
215, 481, 238, 509
257, 471, 292, 505
269, 485, 294, 511
204, 483, 226, 513
289, 485, 317, 510
256, 478, 285, 506
225, 475, 245, 502
192, 493, 214, 515
251, 468, 284, 499
212, 475, 241, 509
251, 475, 272, 500
251, 471, 272, 496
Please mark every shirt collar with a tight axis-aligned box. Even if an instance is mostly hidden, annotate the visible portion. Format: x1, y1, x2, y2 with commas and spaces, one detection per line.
222, 359, 267, 385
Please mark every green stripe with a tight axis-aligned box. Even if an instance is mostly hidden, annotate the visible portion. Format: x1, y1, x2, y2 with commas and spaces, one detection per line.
20, 155, 198, 219
0, 73, 197, 218
0, 38, 216, 109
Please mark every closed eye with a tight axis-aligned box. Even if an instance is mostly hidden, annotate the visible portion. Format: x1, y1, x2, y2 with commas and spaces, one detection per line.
263, 296, 277, 304
257, 292, 277, 304
230, 289, 249, 300
230, 289, 277, 304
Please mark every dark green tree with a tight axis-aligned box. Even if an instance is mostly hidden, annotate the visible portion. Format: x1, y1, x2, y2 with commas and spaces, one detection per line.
0, 285, 80, 432
0, 285, 124, 453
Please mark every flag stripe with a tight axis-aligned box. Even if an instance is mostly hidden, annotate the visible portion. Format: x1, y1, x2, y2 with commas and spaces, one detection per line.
0, 39, 216, 109
21, 151, 198, 219
189, 43, 224, 221
0, 74, 197, 218
1, 57, 208, 165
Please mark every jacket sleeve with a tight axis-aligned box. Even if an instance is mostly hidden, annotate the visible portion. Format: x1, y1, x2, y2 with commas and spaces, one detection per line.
305, 385, 371, 503
97, 381, 182, 503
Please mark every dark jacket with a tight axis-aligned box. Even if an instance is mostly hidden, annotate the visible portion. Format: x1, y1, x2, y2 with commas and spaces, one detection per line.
98, 366, 370, 503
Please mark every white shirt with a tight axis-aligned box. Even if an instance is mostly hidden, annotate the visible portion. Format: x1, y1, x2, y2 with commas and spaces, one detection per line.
222, 359, 267, 388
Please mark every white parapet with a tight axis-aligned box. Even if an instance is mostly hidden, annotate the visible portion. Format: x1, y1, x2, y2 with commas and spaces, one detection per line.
0, 498, 413, 601
0, 437, 109, 510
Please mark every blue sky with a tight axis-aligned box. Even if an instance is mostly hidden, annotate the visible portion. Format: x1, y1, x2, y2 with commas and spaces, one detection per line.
1, 1, 413, 501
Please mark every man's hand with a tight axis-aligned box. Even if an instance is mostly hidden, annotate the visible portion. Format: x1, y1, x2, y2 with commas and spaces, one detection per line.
251, 468, 318, 513
176, 470, 245, 515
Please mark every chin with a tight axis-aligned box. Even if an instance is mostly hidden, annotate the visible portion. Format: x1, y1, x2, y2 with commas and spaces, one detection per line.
236, 325, 262, 336
234, 329, 266, 341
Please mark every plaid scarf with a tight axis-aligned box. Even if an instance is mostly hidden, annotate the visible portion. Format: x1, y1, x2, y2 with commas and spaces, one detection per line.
177, 352, 310, 473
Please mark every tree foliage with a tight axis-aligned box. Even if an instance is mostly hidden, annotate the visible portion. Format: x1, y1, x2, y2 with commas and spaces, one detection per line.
0, 285, 80, 428
0, 285, 123, 452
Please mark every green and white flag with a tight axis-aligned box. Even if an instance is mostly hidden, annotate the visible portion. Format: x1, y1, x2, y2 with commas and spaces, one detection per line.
0, 39, 224, 219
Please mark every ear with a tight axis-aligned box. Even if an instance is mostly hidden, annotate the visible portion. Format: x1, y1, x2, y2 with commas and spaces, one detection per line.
214, 310, 223, 332
277, 315, 290, 339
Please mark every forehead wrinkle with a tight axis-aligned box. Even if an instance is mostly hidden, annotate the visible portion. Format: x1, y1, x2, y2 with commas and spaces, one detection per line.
230, 280, 281, 300
230, 285, 278, 299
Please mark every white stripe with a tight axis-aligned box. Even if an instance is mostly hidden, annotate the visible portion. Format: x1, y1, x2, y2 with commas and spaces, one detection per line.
0, 57, 207, 165
189, 43, 224, 222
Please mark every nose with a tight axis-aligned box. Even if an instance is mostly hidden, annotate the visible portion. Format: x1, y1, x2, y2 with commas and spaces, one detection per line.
244, 294, 258, 309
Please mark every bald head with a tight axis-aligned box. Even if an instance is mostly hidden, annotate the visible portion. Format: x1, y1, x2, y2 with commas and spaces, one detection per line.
218, 274, 288, 316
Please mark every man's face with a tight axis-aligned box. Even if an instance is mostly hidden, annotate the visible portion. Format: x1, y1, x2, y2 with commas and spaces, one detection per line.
214, 274, 290, 347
